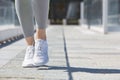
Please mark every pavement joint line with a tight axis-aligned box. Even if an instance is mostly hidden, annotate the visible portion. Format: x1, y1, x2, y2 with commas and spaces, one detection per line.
62, 27, 73, 80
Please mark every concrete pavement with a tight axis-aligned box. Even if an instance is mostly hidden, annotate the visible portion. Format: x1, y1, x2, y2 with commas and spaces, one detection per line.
0, 25, 120, 80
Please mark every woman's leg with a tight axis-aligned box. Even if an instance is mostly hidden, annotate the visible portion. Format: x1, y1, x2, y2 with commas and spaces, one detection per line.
15, 0, 34, 46
32, 0, 49, 40
15, 0, 35, 67
32, 0, 50, 66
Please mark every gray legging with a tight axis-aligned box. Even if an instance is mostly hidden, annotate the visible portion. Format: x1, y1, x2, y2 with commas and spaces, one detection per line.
15, 0, 49, 38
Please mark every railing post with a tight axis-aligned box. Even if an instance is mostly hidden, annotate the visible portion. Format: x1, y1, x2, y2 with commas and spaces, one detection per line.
63, 19, 67, 25
103, 0, 108, 34
80, 2, 84, 26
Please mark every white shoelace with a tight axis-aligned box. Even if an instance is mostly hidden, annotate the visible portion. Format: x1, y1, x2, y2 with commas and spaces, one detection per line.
26, 47, 34, 59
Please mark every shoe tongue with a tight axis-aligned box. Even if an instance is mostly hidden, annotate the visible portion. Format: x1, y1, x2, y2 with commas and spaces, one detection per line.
35, 39, 46, 42
27, 46, 33, 48
27, 46, 34, 50
35, 39, 44, 45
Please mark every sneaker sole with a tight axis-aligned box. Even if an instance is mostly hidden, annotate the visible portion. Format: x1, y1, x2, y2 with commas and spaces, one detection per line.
34, 59, 49, 67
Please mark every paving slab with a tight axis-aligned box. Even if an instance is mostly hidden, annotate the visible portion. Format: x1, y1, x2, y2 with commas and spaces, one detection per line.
0, 25, 120, 80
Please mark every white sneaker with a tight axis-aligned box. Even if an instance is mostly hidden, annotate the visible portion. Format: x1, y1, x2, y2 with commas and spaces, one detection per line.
33, 39, 49, 66
22, 46, 34, 67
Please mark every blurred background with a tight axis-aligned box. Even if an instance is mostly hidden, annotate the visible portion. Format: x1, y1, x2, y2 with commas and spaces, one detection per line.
0, 0, 83, 26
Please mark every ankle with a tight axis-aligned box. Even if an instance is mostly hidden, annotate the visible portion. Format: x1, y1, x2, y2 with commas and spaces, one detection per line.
35, 29, 46, 40
36, 38, 46, 41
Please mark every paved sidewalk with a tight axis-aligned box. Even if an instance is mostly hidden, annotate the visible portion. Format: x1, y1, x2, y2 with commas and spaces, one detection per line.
0, 25, 120, 80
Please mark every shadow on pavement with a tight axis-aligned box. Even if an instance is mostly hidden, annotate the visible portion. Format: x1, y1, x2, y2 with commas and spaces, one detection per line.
37, 66, 120, 74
